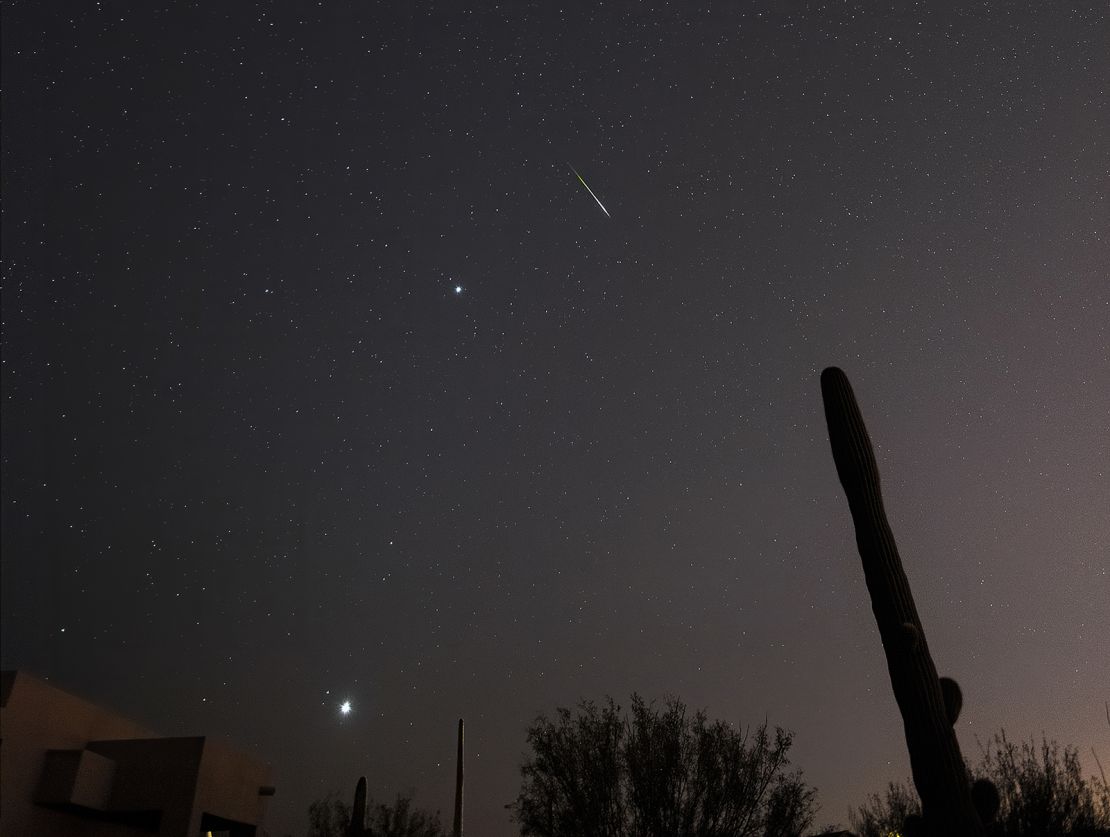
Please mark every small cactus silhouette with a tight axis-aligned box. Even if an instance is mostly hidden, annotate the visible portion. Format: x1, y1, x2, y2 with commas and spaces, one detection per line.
820, 367, 996, 836
347, 776, 368, 837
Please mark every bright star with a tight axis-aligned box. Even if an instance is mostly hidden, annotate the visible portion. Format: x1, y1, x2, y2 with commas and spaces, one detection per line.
454, 285, 463, 295
339, 700, 352, 716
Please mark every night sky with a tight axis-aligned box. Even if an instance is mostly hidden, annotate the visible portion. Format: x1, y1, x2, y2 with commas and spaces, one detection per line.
3, 4, 1108, 836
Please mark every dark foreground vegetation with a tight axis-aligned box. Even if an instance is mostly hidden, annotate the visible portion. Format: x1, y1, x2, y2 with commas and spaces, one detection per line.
307, 791, 444, 837
850, 731, 1110, 837
303, 705, 1109, 837
510, 694, 817, 837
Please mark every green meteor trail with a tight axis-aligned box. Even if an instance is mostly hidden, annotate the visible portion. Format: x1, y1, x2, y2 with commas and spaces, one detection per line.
569, 164, 610, 218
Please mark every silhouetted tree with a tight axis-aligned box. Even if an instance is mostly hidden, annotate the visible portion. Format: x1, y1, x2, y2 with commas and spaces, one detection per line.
365, 794, 445, 837
848, 780, 924, 837
849, 732, 1110, 837
308, 790, 445, 837
309, 791, 350, 837
511, 694, 817, 837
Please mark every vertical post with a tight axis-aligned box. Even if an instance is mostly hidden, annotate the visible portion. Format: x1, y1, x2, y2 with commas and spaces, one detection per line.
453, 718, 464, 837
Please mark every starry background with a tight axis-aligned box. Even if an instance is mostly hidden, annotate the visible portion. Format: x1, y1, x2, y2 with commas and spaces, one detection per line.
2, 3, 1108, 836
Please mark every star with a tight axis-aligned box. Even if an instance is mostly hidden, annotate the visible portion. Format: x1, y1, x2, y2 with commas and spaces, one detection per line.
339, 700, 352, 716
454, 285, 463, 295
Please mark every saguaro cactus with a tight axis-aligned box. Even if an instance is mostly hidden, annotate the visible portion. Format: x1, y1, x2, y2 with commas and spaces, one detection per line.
453, 718, 465, 837
820, 367, 995, 836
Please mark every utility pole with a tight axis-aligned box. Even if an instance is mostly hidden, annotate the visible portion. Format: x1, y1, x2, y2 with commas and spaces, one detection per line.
452, 718, 464, 837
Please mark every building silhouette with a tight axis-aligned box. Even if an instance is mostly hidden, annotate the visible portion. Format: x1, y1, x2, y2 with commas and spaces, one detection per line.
0, 670, 274, 836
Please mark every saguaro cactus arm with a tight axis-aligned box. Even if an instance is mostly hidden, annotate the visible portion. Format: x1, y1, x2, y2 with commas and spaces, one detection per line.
820, 367, 985, 837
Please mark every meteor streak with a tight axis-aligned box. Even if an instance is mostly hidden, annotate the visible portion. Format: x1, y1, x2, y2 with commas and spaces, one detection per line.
569, 164, 610, 218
